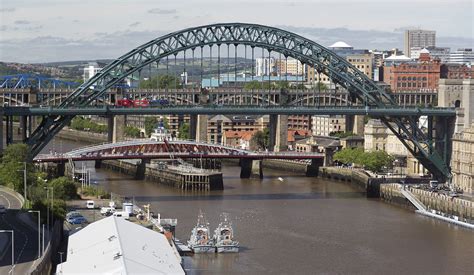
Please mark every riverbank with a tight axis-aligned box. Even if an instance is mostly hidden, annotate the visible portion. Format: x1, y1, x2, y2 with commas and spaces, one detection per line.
380, 183, 474, 222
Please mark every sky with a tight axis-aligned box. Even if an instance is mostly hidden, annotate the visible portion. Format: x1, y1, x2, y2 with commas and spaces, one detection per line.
0, 0, 472, 63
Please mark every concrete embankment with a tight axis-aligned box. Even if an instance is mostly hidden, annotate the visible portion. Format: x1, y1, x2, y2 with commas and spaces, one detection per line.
318, 166, 382, 197
56, 128, 107, 144
380, 183, 474, 222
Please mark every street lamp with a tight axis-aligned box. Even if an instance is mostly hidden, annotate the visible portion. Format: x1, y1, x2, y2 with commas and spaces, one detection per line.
17, 162, 27, 202
0, 230, 14, 274
28, 210, 41, 259
44, 186, 53, 233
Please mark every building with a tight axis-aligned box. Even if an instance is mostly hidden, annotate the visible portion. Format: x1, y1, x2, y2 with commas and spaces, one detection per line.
404, 29, 436, 58
383, 50, 440, 92
440, 63, 474, 80
311, 115, 346, 136
275, 58, 305, 76
449, 48, 474, 65
346, 53, 373, 79
438, 79, 474, 132
83, 62, 101, 82
287, 129, 311, 150
340, 135, 364, 149
57, 216, 184, 274
223, 130, 256, 149
288, 115, 311, 131
255, 57, 275, 76
208, 115, 268, 144
410, 46, 450, 62
451, 123, 474, 193
364, 119, 387, 152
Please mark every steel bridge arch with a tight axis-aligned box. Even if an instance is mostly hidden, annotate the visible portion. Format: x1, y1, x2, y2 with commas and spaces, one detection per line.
27, 23, 452, 181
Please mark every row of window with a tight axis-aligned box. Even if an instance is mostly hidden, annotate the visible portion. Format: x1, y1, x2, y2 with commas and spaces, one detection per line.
397, 76, 428, 81
397, 82, 428, 88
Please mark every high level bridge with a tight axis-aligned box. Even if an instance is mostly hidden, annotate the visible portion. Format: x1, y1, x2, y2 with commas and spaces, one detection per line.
0, 23, 455, 182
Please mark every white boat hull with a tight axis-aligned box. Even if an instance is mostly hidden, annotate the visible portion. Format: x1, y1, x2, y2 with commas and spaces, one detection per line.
216, 245, 239, 253
190, 244, 215, 253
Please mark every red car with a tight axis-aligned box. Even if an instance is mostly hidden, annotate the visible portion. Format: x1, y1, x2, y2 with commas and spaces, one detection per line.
116, 99, 149, 107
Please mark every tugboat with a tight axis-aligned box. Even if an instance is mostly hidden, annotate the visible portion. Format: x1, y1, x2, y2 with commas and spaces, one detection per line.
187, 210, 215, 253
213, 213, 239, 253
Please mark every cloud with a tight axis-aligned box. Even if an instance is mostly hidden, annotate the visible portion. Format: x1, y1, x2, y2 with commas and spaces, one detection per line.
129, 22, 140, 28
0, 7, 15, 12
147, 8, 177, 14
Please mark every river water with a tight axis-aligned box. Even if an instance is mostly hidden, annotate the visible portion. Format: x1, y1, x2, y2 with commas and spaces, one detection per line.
42, 138, 473, 274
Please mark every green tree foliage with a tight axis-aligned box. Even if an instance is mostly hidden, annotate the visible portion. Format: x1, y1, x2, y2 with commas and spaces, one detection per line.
0, 144, 35, 193
251, 129, 270, 150
178, 123, 190, 139
243, 80, 306, 90
81, 185, 110, 199
334, 148, 394, 173
145, 117, 157, 137
125, 126, 141, 138
140, 75, 182, 89
70, 117, 107, 133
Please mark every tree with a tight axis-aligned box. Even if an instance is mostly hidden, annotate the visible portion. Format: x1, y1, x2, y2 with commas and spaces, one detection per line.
140, 75, 182, 89
0, 144, 35, 193
251, 129, 270, 150
334, 148, 394, 173
145, 117, 157, 137
125, 126, 141, 138
178, 123, 190, 140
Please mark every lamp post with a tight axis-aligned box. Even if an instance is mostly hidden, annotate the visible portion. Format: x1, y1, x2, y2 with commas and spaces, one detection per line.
28, 210, 41, 259
0, 230, 14, 274
17, 162, 27, 202
44, 186, 53, 233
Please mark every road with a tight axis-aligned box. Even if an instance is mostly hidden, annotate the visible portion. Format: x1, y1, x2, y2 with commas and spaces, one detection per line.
0, 188, 40, 275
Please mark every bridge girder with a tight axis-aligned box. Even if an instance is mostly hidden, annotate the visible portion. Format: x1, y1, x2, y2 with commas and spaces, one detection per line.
23, 23, 453, 181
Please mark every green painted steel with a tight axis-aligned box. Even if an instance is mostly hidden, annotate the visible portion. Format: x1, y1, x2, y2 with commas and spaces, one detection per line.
25, 23, 453, 181
5, 106, 456, 116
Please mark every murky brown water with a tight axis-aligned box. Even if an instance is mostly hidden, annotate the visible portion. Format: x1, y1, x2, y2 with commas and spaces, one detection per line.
43, 138, 474, 274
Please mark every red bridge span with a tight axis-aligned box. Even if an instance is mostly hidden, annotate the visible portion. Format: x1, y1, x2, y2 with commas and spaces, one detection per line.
34, 140, 325, 178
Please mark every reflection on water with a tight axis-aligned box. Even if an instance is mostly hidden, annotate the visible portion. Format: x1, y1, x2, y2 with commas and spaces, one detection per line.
43, 138, 474, 274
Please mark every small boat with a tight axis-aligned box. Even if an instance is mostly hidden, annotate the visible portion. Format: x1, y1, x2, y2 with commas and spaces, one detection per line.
277, 177, 284, 182
187, 210, 215, 253
213, 213, 239, 253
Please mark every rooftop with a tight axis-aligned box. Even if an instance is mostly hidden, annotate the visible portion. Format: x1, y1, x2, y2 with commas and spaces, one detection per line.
329, 41, 353, 48
57, 216, 184, 275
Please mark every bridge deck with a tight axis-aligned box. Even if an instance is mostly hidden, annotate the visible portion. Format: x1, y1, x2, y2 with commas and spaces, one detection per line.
4, 106, 456, 116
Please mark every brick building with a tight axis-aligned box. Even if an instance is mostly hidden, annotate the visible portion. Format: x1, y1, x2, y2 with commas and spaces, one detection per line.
440, 63, 474, 79
383, 50, 440, 92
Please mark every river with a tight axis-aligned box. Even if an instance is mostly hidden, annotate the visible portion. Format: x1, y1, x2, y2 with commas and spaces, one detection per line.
42, 138, 474, 274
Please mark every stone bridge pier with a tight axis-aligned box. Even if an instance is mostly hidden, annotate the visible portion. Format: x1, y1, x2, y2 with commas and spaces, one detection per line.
305, 158, 324, 177
239, 158, 263, 179
135, 159, 150, 180
269, 114, 288, 152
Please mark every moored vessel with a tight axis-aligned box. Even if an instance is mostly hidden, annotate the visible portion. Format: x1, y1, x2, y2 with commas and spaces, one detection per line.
213, 213, 239, 253
187, 210, 215, 253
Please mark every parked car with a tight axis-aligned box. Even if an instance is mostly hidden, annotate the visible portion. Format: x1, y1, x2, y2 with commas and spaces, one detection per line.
66, 211, 81, 219
0, 205, 6, 214
86, 200, 95, 209
100, 207, 116, 216
67, 216, 87, 225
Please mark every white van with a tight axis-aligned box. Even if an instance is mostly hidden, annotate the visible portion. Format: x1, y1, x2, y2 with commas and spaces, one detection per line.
86, 200, 95, 209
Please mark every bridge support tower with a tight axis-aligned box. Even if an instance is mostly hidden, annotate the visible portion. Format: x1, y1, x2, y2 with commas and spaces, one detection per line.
95, 160, 102, 169
113, 115, 126, 143
269, 115, 288, 152
240, 158, 263, 179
